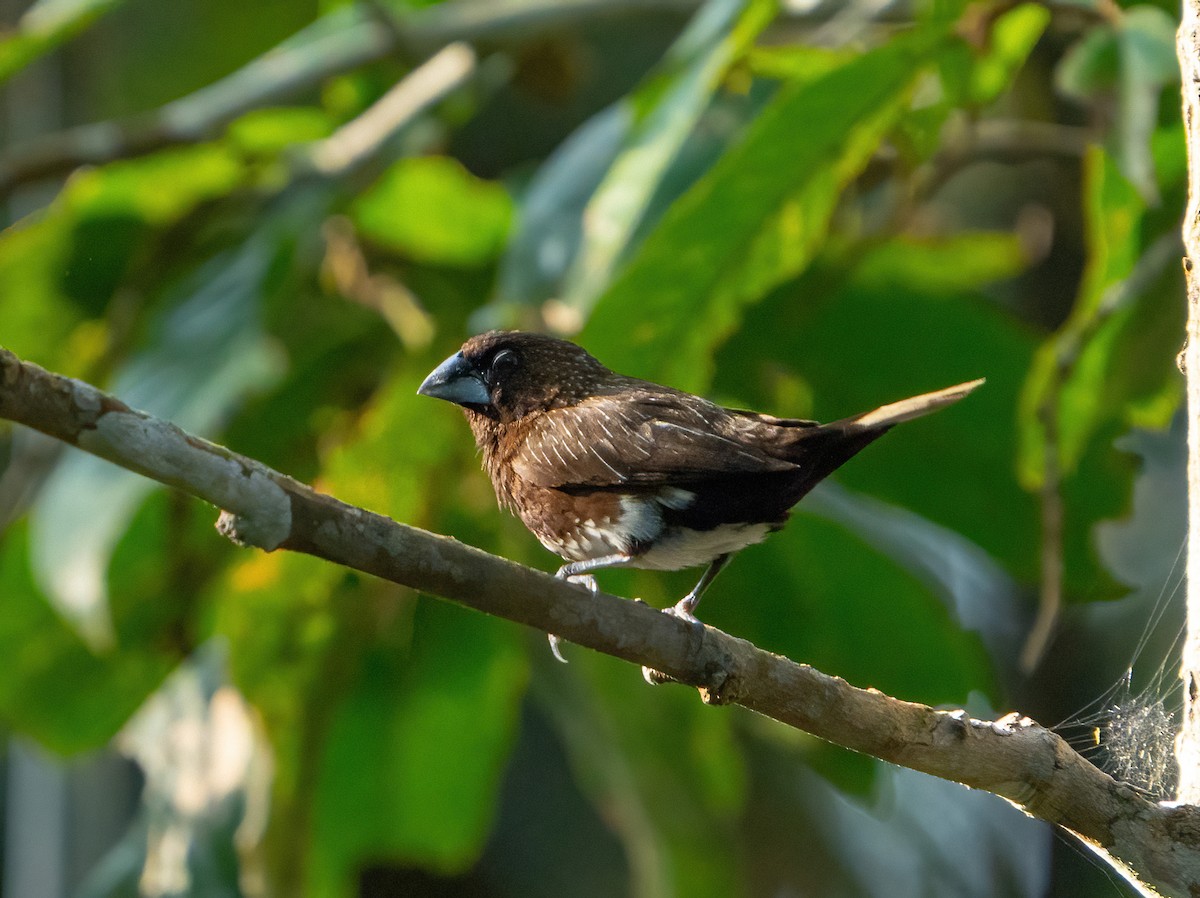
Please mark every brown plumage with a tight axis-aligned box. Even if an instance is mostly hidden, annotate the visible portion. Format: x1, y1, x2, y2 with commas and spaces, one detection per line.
418, 330, 982, 664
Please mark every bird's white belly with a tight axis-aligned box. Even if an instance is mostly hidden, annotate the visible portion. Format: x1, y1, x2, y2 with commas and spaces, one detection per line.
532, 490, 771, 569
631, 522, 772, 571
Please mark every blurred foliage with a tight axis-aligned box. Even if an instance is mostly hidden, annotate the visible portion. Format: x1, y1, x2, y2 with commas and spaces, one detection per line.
0, 0, 1188, 897
0, 0, 127, 83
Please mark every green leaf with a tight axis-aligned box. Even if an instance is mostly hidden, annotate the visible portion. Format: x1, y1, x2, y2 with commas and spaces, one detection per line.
968, 3, 1051, 104
66, 144, 245, 223
1057, 26, 1119, 97
0, 145, 244, 370
745, 44, 855, 83
715, 515, 991, 703
29, 234, 286, 645
718, 234, 1042, 587
309, 600, 526, 894
1017, 146, 1171, 490
1115, 6, 1179, 198
0, 522, 173, 752
535, 652, 747, 898
351, 157, 513, 266
226, 106, 336, 156
491, 0, 776, 319
492, 106, 628, 309
1120, 6, 1180, 84
561, 0, 774, 312
852, 232, 1028, 293
0, 217, 89, 370
1056, 5, 1179, 200
582, 30, 946, 392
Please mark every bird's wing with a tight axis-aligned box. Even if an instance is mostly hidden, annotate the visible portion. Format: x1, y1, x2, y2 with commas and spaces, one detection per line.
511, 392, 800, 489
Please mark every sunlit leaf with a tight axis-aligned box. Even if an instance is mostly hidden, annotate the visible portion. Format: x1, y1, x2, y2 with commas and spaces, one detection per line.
28, 207, 296, 645
351, 156, 513, 266
968, 3, 1050, 104
227, 106, 337, 156
66, 144, 244, 223
857, 233, 1028, 293
745, 44, 854, 83
561, 0, 773, 312
582, 30, 948, 392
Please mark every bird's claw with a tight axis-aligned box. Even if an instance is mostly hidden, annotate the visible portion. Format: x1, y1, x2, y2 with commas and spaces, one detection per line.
641, 601, 705, 685
546, 571, 600, 663
664, 599, 701, 627
548, 632, 568, 664
642, 665, 673, 686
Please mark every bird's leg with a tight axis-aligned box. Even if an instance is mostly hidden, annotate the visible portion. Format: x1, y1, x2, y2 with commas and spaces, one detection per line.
549, 554, 632, 663
666, 553, 732, 623
643, 554, 733, 686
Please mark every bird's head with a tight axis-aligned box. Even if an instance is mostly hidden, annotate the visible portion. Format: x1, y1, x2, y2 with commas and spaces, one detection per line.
418, 331, 609, 424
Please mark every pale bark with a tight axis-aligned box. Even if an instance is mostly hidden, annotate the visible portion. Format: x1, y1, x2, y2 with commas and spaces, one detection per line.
1179, 0, 1200, 810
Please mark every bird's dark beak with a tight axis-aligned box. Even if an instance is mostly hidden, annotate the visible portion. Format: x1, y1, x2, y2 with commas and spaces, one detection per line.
417, 351, 491, 407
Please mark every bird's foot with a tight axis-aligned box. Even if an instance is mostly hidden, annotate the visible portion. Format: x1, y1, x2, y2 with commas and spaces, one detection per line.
664, 597, 701, 626
641, 600, 705, 685
569, 573, 598, 594
548, 570, 599, 663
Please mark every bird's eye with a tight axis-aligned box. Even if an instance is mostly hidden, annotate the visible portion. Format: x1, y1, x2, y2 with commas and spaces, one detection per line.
487, 349, 519, 383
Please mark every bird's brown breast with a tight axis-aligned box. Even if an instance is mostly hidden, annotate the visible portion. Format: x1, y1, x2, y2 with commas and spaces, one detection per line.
467, 410, 618, 560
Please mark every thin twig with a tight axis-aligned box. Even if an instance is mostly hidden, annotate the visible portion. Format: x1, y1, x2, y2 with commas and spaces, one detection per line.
1021, 410, 1064, 674
301, 42, 476, 178
1020, 231, 1180, 673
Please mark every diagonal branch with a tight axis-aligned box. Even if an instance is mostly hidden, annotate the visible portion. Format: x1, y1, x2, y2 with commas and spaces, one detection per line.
1, 345, 1198, 897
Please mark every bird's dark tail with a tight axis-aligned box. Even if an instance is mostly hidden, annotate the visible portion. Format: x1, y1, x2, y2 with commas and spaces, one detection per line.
776, 378, 984, 505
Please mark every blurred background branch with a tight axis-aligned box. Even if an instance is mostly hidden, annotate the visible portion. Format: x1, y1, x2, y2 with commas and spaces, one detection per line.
0, 5, 395, 194
0, 0, 720, 196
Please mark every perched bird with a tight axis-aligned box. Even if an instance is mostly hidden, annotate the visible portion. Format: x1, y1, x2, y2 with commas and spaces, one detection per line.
418, 331, 981, 665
